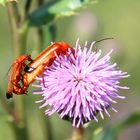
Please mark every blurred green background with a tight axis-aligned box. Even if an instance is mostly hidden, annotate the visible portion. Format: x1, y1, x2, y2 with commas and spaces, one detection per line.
0, 0, 140, 140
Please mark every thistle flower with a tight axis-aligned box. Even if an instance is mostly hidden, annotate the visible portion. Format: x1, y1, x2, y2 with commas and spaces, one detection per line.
33, 40, 129, 128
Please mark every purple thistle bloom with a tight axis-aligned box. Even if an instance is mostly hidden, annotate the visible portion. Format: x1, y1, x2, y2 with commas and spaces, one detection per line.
33, 39, 129, 128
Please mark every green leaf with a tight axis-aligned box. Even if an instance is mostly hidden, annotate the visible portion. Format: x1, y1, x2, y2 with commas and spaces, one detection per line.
0, 0, 17, 6
117, 109, 140, 130
92, 127, 118, 140
27, 0, 94, 27
103, 128, 118, 140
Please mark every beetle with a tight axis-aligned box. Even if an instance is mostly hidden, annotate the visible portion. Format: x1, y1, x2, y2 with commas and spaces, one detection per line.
6, 54, 33, 99
22, 42, 74, 91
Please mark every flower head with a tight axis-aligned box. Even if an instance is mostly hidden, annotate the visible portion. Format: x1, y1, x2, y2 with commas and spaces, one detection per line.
33, 40, 129, 128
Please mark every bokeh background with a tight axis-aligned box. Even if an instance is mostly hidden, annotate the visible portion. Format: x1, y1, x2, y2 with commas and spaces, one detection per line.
0, 0, 140, 140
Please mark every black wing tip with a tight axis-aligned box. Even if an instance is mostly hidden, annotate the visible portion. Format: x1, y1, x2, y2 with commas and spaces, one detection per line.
6, 93, 13, 99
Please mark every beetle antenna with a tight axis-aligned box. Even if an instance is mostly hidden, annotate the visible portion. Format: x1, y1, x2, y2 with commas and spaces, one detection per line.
94, 37, 114, 46
5, 63, 14, 77
92, 37, 114, 52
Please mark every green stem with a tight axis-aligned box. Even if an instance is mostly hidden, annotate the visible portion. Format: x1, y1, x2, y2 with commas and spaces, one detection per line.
48, 23, 57, 41
72, 126, 84, 140
37, 27, 44, 51
38, 0, 44, 6
24, 0, 32, 19
10, 122, 28, 140
7, 1, 29, 140
45, 118, 53, 140
36, 0, 53, 139
7, 0, 25, 122
7, 2, 27, 55
36, 0, 45, 52
0, 89, 20, 124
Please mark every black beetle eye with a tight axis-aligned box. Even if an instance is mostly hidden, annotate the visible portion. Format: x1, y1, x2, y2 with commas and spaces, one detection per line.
24, 66, 35, 73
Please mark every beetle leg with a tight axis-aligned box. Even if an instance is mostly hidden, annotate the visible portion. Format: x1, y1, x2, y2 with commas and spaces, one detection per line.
41, 64, 48, 88
28, 56, 33, 62
11, 79, 21, 88
42, 71, 47, 88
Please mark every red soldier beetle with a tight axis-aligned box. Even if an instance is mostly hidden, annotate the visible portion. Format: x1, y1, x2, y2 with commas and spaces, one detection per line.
6, 54, 33, 99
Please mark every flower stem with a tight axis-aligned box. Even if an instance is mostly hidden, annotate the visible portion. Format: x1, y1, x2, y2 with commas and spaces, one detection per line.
7, 2, 27, 55
24, 0, 32, 19
0, 88, 20, 124
6, 1, 29, 140
36, 1, 53, 139
48, 23, 57, 41
37, 27, 44, 52
72, 126, 84, 140
36, 0, 45, 52
7, 0, 25, 123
